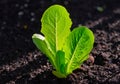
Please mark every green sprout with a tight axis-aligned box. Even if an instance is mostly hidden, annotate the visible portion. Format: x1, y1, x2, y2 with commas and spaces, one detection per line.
32, 5, 94, 78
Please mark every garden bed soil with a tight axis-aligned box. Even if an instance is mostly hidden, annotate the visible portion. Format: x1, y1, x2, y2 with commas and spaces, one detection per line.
0, 0, 120, 84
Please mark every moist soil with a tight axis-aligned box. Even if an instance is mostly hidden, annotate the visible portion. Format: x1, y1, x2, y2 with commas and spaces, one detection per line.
0, 0, 120, 84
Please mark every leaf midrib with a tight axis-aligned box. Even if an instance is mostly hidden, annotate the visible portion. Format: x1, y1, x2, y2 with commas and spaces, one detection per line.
55, 13, 58, 51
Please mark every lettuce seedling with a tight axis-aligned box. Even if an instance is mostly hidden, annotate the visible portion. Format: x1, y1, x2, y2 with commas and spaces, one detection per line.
32, 5, 94, 78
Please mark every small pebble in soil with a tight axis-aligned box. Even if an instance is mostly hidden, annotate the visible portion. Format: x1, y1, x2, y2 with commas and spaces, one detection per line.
24, 3, 28, 8
15, 4, 19, 7
96, 6, 104, 12
30, 12, 35, 16
23, 25, 28, 29
18, 11, 24, 16
30, 18, 35, 22
87, 55, 95, 64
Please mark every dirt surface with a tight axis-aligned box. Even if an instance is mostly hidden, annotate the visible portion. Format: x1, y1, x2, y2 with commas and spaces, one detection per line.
0, 0, 120, 84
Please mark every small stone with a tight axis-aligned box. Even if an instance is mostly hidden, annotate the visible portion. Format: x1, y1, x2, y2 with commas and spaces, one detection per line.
96, 6, 104, 12
15, 4, 19, 7
18, 11, 24, 16
30, 12, 35, 16
23, 25, 28, 29
24, 3, 28, 8
30, 18, 35, 22
87, 55, 95, 64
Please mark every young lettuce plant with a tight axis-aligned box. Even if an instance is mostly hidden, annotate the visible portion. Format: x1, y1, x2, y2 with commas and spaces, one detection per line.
32, 5, 94, 78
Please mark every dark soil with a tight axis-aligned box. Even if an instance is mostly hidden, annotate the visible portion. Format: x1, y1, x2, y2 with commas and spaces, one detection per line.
0, 0, 120, 84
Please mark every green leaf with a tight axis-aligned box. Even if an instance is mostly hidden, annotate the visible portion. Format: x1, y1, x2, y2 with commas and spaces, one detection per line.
41, 5, 72, 55
32, 34, 55, 67
63, 26, 94, 74
56, 50, 65, 74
